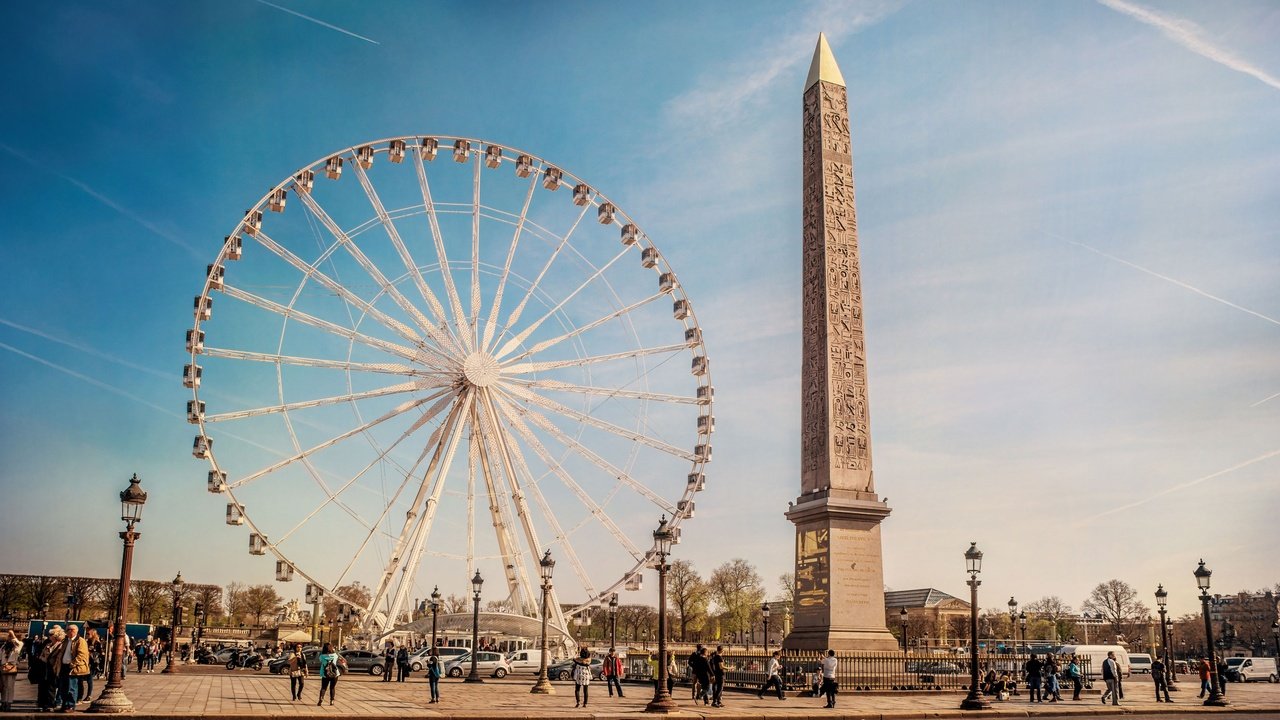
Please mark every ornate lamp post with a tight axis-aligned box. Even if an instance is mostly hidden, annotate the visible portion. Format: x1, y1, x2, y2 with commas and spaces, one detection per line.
162, 571, 185, 673
645, 515, 677, 713
1194, 560, 1228, 707
762, 603, 771, 648
1018, 611, 1027, 649
465, 571, 484, 683
193, 602, 205, 649
960, 542, 989, 711
1007, 597, 1017, 651
608, 593, 619, 650
429, 586, 441, 649
89, 474, 147, 714
531, 550, 556, 695
1271, 622, 1278, 663
900, 607, 909, 651
1155, 584, 1178, 689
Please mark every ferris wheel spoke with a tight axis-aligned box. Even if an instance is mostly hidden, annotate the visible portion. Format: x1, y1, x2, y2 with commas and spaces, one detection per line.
494, 201, 592, 350
295, 183, 463, 356
500, 380, 696, 462
251, 228, 434, 355
204, 381, 423, 422
493, 244, 632, 361
482, 173, 539, 352
201, 346, 442, 377
504, 377, 701, 405
413, 148, 473, 353
500, 292, 665, 366
488, 392, 645, 562
227, 388, 453, 490
486, 393, 607, 597
469, 153, 482, 347
349, 160, 459, 348
471, 398, 536, 612
221, 284, 424, 365
492, 388, 678, 515
502, 343, 688, 376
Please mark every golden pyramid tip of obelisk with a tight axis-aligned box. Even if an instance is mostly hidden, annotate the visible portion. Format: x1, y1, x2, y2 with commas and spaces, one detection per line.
805, 32, 846, 90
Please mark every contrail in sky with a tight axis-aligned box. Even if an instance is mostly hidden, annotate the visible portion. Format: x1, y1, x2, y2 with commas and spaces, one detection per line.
0, 317, 168, 379
1076, 446, 1280, 526
0, 142, 203, 259
255, 0, 380, 45
0, 340, 178, 417
1050, 233, 1280, 328
1097, 0, 1280, 92
1250, 391, 1280, 408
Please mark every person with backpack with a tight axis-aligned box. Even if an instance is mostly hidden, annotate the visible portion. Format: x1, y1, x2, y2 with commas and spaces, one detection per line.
572, 649, 593, 708
425, 650, 441, 704
317, 643, 345, 706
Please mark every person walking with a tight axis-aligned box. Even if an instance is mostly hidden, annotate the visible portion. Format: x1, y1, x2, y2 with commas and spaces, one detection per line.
1043, 655, 1061, 702
572, 649, 592, 708
38, 627, 64, 712
820, 649, 838, 708
690, 647, 711, 705
134, 639, 147, 675
396, 646, 410, 682
146, 639, 158, 673
381, 645, 394, 682
425, 650, 441, 704
1, 631, 24, 712
709, 646, 725, 708
757, 650, 785, 700
286, 644, 307, 701
603, 648, 624, 698
1100, 650, 1121, 706
1152, 656, 1172, 702
1197, 656, 1212, 698
317, 643, 344, 706
1024, 653, 1043, 703
1066, 655, 1083, 701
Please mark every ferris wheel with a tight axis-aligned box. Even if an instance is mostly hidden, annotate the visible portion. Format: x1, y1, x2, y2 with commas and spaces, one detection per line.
184, 135, 713, 637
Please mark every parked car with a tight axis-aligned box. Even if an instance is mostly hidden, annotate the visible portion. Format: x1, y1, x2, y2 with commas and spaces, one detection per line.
1225, 656, 1278, 683
444, 651, 511, 678
507, 648, 548, 673
199, 648, 237, 665
338, 650, 386, 675
269, 649, 318, 675
547, 657, 602, 681
408, 646, 469, 672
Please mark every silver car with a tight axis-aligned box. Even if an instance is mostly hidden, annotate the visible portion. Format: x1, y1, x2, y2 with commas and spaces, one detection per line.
444, 651, 511, 678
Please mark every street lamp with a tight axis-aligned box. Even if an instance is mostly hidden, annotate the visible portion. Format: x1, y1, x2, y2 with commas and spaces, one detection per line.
163, 571, 184, 673
645, 515, 677, 713
465, 570, 484, 683
1007, 597, 1017, 652
960, 542, 989, 711
89, 473, 147, 714
429, 586, 441, 650
531, 550, 556, 695
762, 603, 771, 649
193, 602, 205, 649
1155, 584, 1178, 690
608, 593, 619, 650
1018, 611, 1027, 649
900, 607, 909, 652
1271, 622, 1278, 664
1194, 560, 1228, 707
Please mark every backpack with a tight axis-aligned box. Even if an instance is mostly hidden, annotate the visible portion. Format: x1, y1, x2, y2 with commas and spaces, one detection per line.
323, 656, 340, 679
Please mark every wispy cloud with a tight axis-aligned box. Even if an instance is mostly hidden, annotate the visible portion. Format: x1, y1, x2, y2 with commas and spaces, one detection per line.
1097, 0, 1280, 92
0, 317, 168, 379
1075, 446, 1280, 526
0, 340, 178, 417
254, 0, 379, 45
0, 143, 202, 259
1048, 232, 1280, 328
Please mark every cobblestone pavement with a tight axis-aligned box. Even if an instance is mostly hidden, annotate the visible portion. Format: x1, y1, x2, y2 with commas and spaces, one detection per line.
7, 666, 1279, 718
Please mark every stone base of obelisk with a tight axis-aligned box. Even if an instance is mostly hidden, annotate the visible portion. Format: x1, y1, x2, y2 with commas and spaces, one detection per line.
783, 492, 900, 652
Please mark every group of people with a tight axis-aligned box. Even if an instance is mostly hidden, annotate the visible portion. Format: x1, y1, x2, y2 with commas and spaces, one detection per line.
378, 646, 412, 683
10, 625, 95, 712
277, 642, 443, 707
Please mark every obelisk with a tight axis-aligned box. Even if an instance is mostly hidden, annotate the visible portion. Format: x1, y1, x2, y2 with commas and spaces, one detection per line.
783, 34, 898, 652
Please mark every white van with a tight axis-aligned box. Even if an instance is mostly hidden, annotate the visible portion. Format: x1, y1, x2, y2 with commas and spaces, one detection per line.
1128, 653, 1152, 674
1225, 656, 1278, 683
506, 648, 547, 673
1055, 645, 1131, 679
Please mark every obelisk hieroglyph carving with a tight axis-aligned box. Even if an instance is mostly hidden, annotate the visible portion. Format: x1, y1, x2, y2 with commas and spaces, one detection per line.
783, 34, 898, 653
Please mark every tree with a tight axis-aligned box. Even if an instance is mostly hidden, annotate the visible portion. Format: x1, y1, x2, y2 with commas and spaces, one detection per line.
708, 559, 764, 641
1082, 580, 1149, 642
667, 560, 709, 641
442, 593, 469, 614
0, 575, 25, 618
323, 582, 373, 623
190, 584, 224, 625
225, 582, 249, 624
130, 581, 167, 624
24, 576, 62, 616
777, 573, 795, 605
1026, 596, 1074, 643
241, 584, 282, 626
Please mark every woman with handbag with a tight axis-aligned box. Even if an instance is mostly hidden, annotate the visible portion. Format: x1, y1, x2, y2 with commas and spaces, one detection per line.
1, 631, 24, 711
286, 645, 307, 701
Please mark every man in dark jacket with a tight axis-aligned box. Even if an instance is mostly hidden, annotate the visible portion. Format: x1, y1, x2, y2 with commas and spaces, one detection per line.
689, 646, 711, 705
709, 646, 726, 707
1152, 657, 1171, 702
1024, 654, 1043, 703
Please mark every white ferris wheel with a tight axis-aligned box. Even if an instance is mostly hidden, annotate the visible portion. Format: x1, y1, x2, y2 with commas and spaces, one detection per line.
184, 135, 713, 639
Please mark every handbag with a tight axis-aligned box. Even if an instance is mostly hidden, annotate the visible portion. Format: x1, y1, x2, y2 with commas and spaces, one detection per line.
1, 662, 17, 675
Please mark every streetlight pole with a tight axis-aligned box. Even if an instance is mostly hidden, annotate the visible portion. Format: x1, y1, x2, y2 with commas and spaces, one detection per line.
1155, 584, 1178, 690
1194, 560, 1228, 707
163, 572, 184, 673
762, 603, 771, 649
89, 474, 147, 714
430, 586, 441, 650
1018, 611, 1027, 650
1007, 597, 1017, 653
531, 550, 555, 695
465, 571, 484, 683
900, 608, 909, 652
645, 515, 677, 713
960, 542, 989, 711
1271, 622, 1278, 664
608, 594, 619, 651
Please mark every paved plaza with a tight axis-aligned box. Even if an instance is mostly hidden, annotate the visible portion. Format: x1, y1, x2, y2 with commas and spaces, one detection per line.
7, 667, 1280, 719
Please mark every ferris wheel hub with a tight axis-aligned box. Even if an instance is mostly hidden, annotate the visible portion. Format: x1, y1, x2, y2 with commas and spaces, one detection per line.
462, 351, 501, 388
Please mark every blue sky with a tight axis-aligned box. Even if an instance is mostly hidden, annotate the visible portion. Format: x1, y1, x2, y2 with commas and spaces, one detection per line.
1, 0, 1277, 621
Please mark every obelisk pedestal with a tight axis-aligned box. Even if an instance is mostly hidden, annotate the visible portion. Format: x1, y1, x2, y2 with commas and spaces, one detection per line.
783, 33, 898, 653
